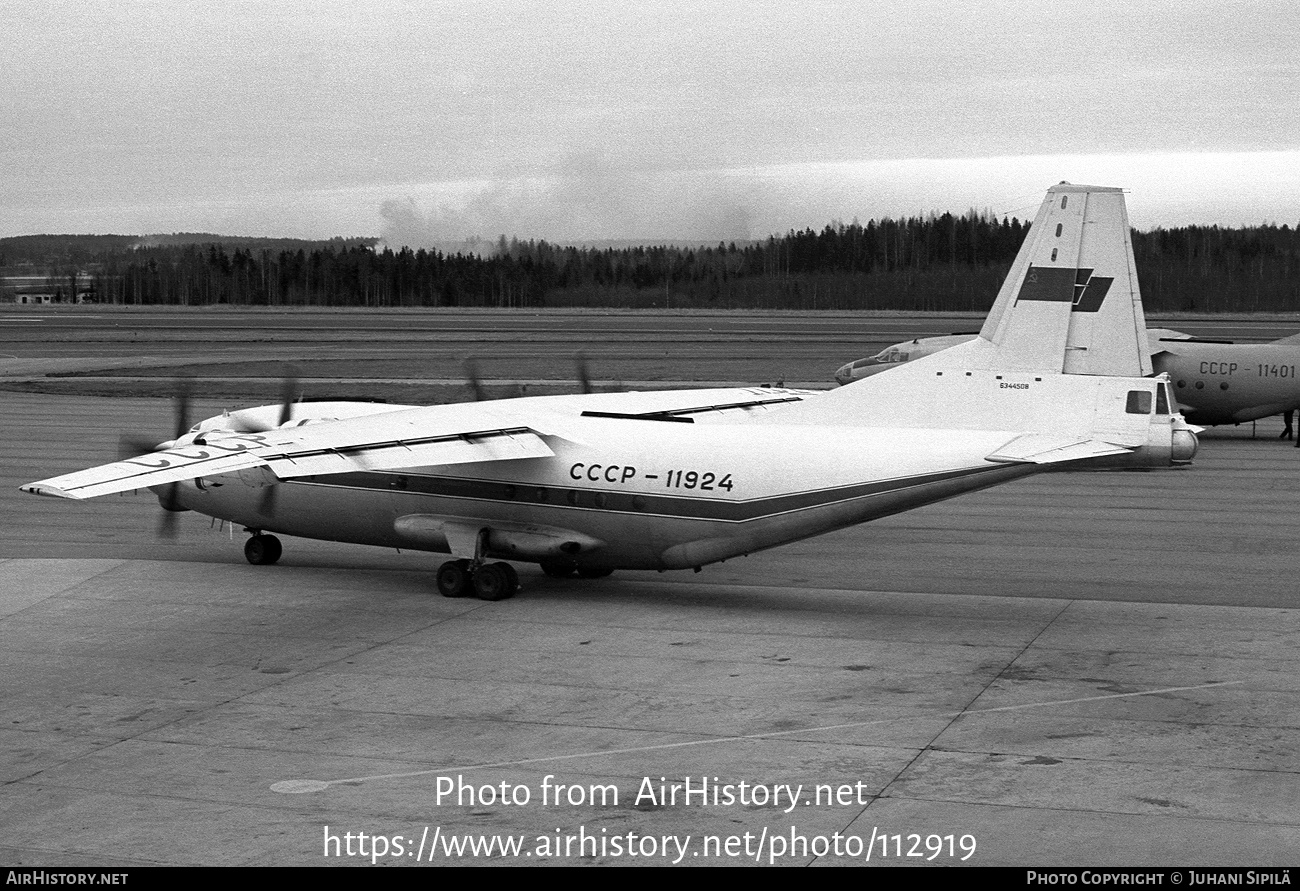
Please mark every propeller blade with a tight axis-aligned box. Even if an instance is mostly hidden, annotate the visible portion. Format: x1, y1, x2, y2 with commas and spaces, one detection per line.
276, 364, 301, 427
156, 482, 185, 539
118, 433, 159, 460
258, 484, 277, 517
464, 359, 486, 401
171, 376, 194, 441
157, 508, 180, 539
576, 352, 593, 394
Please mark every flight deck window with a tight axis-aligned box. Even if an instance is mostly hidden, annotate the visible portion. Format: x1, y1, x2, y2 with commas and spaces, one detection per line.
1155, 386, 1169, 414
1125, 390, 1152, 414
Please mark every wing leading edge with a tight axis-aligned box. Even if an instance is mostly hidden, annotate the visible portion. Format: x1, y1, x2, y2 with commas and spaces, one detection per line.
23, 422, 555, 501
23, 386, 815, 502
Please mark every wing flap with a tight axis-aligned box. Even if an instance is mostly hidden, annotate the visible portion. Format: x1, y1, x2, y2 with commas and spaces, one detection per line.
987, 433, 1133, 465
264, 428, 554, 477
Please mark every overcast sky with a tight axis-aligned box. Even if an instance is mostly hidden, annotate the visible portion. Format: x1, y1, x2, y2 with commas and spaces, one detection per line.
5, 1, 1299, 245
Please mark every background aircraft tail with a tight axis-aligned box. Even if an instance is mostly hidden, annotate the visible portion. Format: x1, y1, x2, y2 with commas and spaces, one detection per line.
972, 183, 1151, 376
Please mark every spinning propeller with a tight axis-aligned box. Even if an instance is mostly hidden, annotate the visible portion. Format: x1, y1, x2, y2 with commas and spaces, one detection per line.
117, 376, 193, 539
462, 354, 595, 400
116, 367, 302, 536
576, 351, 594, 395
253, 365, 302, 517
463, 358, 487, 401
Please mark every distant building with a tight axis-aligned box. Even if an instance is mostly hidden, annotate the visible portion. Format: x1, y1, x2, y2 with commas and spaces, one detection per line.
2, 271, 96, 304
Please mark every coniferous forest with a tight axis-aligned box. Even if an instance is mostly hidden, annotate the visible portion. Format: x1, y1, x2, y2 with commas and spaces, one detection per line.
3, 212, 1299, 313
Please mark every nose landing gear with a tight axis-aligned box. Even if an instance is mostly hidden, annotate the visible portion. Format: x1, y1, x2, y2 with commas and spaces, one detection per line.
244, 532, 282, 565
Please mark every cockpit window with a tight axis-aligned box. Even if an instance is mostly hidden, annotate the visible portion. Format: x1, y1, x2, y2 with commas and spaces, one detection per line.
1126, 390, 1153, 414
1155, 385, 1169, 415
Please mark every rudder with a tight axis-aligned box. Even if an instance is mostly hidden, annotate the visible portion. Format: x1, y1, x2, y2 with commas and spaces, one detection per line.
975, 184, 1151, 377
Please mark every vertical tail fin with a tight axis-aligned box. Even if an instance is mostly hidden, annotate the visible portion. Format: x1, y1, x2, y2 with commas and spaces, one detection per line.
975, 183, 1151, 376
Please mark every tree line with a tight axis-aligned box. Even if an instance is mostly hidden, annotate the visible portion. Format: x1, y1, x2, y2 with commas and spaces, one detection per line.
4, 213, 1300, 313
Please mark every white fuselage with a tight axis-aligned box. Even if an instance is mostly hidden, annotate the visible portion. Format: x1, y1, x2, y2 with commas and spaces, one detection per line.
174, 405, 1038, 571
836, 333, 1300, 426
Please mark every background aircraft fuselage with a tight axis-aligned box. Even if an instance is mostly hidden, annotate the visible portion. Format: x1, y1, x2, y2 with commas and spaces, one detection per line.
1154, 341, 1300, 425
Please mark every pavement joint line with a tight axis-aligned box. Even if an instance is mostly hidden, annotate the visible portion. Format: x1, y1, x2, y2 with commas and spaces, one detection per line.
268, 679, 1242, 794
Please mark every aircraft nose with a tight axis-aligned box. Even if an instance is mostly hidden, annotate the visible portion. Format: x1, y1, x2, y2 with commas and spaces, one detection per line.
1170, 427, 1198, 465
834, 365, 853, 385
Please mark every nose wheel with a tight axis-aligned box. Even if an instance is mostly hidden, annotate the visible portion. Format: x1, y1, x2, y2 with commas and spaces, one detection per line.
244, 532, 282, 565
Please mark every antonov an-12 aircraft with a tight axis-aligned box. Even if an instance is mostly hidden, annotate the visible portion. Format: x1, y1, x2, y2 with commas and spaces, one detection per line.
837, 328, 1300, 428
23, 184, 1198, 601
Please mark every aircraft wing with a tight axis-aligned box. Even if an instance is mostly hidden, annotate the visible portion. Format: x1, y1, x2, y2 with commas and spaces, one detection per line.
22, 388, 816, 502
22, 441, 270, 500
986, 433, 1134, 465
22, 407, 556, 501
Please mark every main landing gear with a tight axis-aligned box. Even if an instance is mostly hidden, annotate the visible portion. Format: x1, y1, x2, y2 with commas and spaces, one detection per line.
436, 526, 521, 601
437, 559, 520, 601
244, 532, 282, 565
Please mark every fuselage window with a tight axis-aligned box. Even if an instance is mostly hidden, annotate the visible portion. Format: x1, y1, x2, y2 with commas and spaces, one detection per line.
1055, 224, 1063, 237
1125, 390, 1153, 414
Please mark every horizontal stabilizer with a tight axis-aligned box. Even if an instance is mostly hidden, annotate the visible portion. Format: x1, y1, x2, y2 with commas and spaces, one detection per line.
986, 433, 1132, 465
